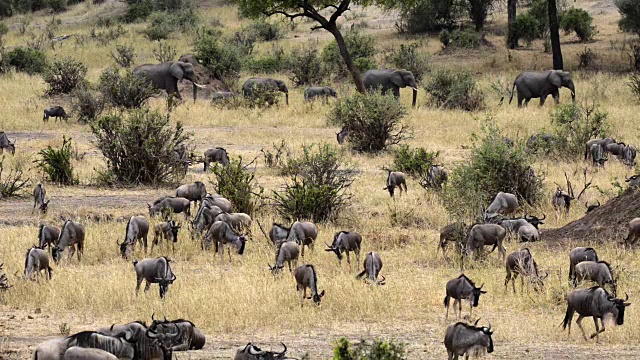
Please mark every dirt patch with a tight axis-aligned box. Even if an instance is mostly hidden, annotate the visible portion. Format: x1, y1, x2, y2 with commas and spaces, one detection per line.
543, 187, 640, 243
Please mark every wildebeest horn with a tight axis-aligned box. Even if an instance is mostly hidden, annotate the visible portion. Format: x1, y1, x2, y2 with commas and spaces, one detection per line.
474, 318, 481, 326
249, 345, 266, 355
540, 213, 546, 221
487, 320, 492, 332
625, 293, 629, 301
151, 312, 156, 322
279, 342, 287, 355
378, 275, 386, 285
163, 315, 167, 322
479, 283, 484, 289
145, 326, 159, 339
116, 239, 121, 246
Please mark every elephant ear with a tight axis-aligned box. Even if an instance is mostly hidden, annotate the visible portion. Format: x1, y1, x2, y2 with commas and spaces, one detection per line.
390, 71, 405, 88
547, 71, 562, 88
170, 62, 185, 81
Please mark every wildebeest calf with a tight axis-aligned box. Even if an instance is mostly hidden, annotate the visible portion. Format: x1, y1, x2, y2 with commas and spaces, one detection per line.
574, 261, 617, 295
32, 183, 49, 214
151, 220, 180, 253
24, 246, 52, 281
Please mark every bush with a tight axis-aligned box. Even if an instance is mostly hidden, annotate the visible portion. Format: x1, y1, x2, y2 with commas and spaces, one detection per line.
209, 157, 263, 216
392, 145, 439, 178
0, 156, 30, 199
195, 33, 242, 86
577, 47, 595, 68
35, 136, 76, 185
328, 92, 410, 153
393, 0, 461, 34
321, 30, 376, 80
273, 143, 354, 223
288, 41, 325, 87
91, 109, 190, 185
439, 29, 450, 48
153, 41, 176, 62
333, 337, 406, 360
443, 121, 544, 220
121, 0, 153, 23
98, 68, 158, 109
560, 8, 595, 42
72, 86, 104, 123
43, 57, 87, 95
246, 18, 284, 41
48, 0, 67, 12
448, 29, 481, 49
528, 0, 550, 37
142, 14, 172, 40
225, 29, 256, 57
111, 44, 135, 68
424, 70, 484, 111
6, 47, 47, 75
631, 44, 640, 72
512, 13, 540, 47
385, 43, 429, 82
243, 45, 288, 74
616, 0, 640, 36
550, 104, 611, 158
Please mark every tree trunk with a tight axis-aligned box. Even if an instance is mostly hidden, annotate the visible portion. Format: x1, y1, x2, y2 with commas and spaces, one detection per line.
548, 0, 563, 70
507, 0, 517, 49
327, 24, 365, 93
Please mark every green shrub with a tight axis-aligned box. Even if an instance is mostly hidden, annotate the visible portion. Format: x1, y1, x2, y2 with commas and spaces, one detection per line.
48, 0, 67, 12
393, 0, 460, 34
273, 143, 354, 223
246, 18, 284, 41
91, 25, 128, 46
328, 92, 410, 153
98, 68, 158, 109
560, 8, 595, 42
512, 13, 540, 47
195, 33, 242, 86
111, 44, 136, 68
6, 47, 47, 75
443, 120, 544, 220
71, 86, 104, 123
385, 43, 429, 82
288, 41, 325, 87
0, 156, 30, 199
225, 28, 256, 57
392, 145, 439, 178
153, 41, 176, 62
528, 0, 550, 37
142, 13, 172, 40
616, 0, 640, 36
90, 109, 190, 185
209, 157, 262, 216
35, 136, 76, 185
550, 104, 611, 158
449, 29, 481, 48
439, 29, 450, 47
243, 45, 288, 74
43, 57, 87, 95
333, 337, 406, 360
424, 70, 484, 111
321, 30, 376, 80
121, 0, 153, 22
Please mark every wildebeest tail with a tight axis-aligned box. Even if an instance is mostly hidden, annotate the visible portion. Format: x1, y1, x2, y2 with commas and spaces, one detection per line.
443, 295, 450, 308
561, 305, 573, 329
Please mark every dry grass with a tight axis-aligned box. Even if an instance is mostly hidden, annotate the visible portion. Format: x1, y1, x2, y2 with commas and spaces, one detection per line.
1, 0, 640, 358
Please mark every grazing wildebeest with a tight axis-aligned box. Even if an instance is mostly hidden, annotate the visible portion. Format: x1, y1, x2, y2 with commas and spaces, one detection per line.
423, 165, 448, 189
575, 261, 617, 295
294, 264, 325, 307
516, 214, 545, 242
64, 331, 135, 360
336, 127, 349, 145
270, 222, 318, 257
439, 222, 468, 256
585, 138, 616, 160
133, 257, 177, 298
151, 220, 180, 253
63, 347, 118, 360
176, 181, 207, 207
562, 286, 630, 342
605, 141, 626, 159
624, 218, 640, 246
38, 224, 61, 255
621, 144, 637, 167
215, 212, 252, 233
568, 247, 599, 284
269, 241, 300, 274
203, 194, 233, 213
444, 320, 494, 360
24, 246, 52, 281
626, 174, 640, 188
190, 204, 222, 239
444, 274, 486, 319
148, 197, 191, 219
355, 251, 385, 285
384, 171, 407, 197
484, 192, 518, 220
552, 188, 573, 213
504, 248, 548, 293
466, 223, 507, 261
325, 231, 362, 265
234, 343, 288, 360
585, 200, 600, 213
590, 143, 607, 167
52, 220, 85, 263
118, 216, 150, 258
43, 106, 69, 122
32, 183, 49, 214
498, 216, 529, 237
0, 131, 15, 155
203, 147, 230, 171
204, 221, 246, 261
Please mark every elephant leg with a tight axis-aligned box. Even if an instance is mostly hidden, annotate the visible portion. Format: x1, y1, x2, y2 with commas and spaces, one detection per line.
552, 90, 560, 104
393, 87, 400, 101
517, 93, 524, 108
539, 94, 547, 106
524, 98, 530, 107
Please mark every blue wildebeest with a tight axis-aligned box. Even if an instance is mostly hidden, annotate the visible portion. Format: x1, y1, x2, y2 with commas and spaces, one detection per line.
623, 218, 640, 246
64, 331, 135, 360
203, 194, 233, 213
552, 187, 574, 214
355, 251, 385, 285
422, 165, 448, 189
444, 274, 486, 319
294, 264, 325, 307
24, 246, 52, 281
585, 200, 600, 213
269, 241, 300, 274
484, 192, 518, 221
151, 220, 181, 253
444, 319, 493, 360
32, 183, 49, 214
38, 224, 60, 255
176, 181, 207, 208
234, 343, 288, 360
215, 212, 252, 233
147, 316, 206, 351
585, 137, 615, 160
204, 221, 246, 262
0, 131, 15, 155
43, 106, 68, 122
439, 222, 468, 257
190, 204, 222, 239
336, 128, 349, 145
62, 347, 118, 360
270, 222, 318, 258
203, 147, 230, 171
466, 224, 507, 261
504, 248, 548, 293
626, 175, 640, 188
384, 171, 407, 197
148, 197, 191, 219
590, 143, 607, 167
574, 261, 617, 295
118, 216, 150, 258
568, 247, 598, 284
133, 257, 177, 299
97, 319, 177, 360
52, 220, 85, 263
325, 231, 362, 265
562, 287, 630, 342
517, 214, 545, 242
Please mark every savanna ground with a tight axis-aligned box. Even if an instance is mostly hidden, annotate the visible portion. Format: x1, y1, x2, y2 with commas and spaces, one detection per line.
1, 0, 640, 358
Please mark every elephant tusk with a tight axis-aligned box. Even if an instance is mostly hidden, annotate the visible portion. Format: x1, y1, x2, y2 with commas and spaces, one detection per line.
193, 83, 206, 88
411, 87, 418, 91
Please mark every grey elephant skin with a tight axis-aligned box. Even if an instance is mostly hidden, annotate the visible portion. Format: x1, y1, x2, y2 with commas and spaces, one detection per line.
362, 69, 418, 107
509, 70, 575, 107
133, 61, 205, 102
242, 78, 289, 105
304, 86, 337, 103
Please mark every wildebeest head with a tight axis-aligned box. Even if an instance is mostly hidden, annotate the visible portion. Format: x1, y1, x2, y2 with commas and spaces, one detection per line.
146, 321, 181, 360
469, 283, 487, 307
117, 239, 133, 259
51, 245, 63, 263
169, 220, 181, 243
310, 290, 325, 306
609, 293, 631, 325
585, 200, 600, 214
477, 319, 494, 354
324, 232, 346, 260
246, 342, 288, 359
156, 258, 176, 299
524, 213, 545, 229
39, 200, 50, 214
268, 263, 284, 275
625, 175, 640, 188
336, 128, 349, 145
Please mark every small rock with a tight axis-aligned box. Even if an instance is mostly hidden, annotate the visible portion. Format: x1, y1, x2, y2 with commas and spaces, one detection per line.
27, 315, 34, 319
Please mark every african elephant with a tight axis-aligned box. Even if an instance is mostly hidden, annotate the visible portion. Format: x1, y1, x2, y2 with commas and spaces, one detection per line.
242, 78, 289, 105
304, 86, 337, 103
133, 61, 206, 102
509, 70, 575, 107
362, 69, 418, 107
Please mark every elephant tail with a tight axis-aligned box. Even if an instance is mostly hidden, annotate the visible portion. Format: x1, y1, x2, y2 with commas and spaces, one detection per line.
508, 82, 517, 105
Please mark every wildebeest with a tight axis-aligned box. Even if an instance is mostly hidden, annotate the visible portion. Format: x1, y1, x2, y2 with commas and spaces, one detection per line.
568, 247, 599, 284
526, 133, 556, 154
32, 183, 49, 214
43, 106, 69, 122
118, 216, 150, 258
504, 248, 548, 293
336, 127, 349, 145
294, 264, 325, 307
38, 224, 61, 254
444, 320, 494, 360
151, 220, 180, 253
574, 261, 617, 295
516, 214, 545, 242
64, 331, 135, 360
623, 217, 640, 245
271, 221, 318, 258
32, 337, 71, 360
585, 200, 600, 213
215, 212, 252, 233
384, 171, 407, 197
422, 165, 448, 189
148, 316, 206, 351
552, 188, 573, 213
97, 319, 175, 360
444, 274, 486, 319
590, 143, 607, 167
63, 347, 118, 360
325, 231, 362, 265
133, 257, 177, 298
204, 221, 246, 261
269, 241, 300, 274
626, 175, 640, 188
585, 138, 616, 160
498, 216, 529, 237
0, 131, 15, 155
484, 192, 518, 220
621, 144, 637, 167
52, 220, 85, 263
190, 204, 222, 239
203, 194, 233, 213
466, 223, 507, 260
0, 263, 10, 290
24, 246, 52, 280
203, 147, 230, 171
148, 197, 191, 219
562, 287, 630, 342
355, 251, 385, 285
234, 343, 288, 360
176, 181, 207, 207
605, 141, 626, 158
439, 222, 467, 256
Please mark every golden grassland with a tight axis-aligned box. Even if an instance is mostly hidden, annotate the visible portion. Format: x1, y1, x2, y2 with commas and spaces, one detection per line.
1, 0, 640, 358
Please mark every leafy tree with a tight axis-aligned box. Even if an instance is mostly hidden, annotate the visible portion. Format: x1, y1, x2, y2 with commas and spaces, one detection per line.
616, 0, 640, 37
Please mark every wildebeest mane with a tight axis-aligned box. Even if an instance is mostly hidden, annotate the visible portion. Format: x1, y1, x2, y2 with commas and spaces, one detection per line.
125, 216, 132, 242
38, 224, 45, 245
456, 273, 475, 286
273, 222, 291, 231
24, 247, 33, 272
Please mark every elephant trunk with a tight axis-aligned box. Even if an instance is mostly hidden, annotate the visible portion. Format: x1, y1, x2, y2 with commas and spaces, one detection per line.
192, 83, 197, 103
411, 88, 417, 107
